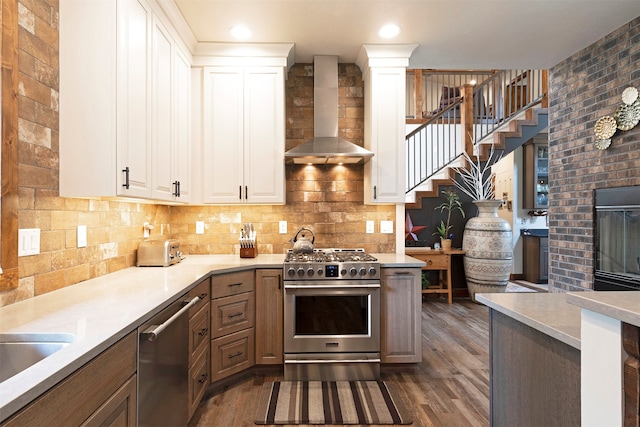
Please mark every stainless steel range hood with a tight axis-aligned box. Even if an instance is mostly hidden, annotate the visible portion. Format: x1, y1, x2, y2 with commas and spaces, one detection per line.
285, 56, 374, 165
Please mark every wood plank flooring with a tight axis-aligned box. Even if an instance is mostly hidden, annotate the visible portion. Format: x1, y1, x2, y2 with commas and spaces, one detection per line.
189, 299, 490, 427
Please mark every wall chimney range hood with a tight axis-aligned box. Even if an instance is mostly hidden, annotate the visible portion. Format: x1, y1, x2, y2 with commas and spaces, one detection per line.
284, 56, 374, 164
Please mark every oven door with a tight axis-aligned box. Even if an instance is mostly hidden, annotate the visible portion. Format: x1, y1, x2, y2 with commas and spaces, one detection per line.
283, 280, 380, 354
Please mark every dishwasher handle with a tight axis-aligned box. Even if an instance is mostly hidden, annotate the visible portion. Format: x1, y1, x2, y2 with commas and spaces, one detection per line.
142, 296, 201, 342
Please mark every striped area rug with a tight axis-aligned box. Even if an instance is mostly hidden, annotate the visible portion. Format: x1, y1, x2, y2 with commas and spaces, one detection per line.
254, 380, 412, 425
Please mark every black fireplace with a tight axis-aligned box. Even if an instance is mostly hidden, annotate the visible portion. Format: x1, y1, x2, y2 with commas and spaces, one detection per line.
594, 185, 640, 291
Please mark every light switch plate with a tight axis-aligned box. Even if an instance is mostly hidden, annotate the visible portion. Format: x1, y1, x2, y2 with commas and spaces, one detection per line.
366, 220, 374, 234
77, 225, 87, 248
18, 228, 41, 256
279, 221, 287, 234
196, 221, 205, 235
380, 220, 394, 234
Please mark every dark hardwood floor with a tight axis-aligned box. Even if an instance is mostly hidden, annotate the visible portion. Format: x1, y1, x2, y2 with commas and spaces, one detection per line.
190, 299, 490, 426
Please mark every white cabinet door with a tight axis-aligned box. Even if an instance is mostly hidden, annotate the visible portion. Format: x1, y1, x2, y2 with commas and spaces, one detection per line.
364, 67, 406, 204
173, 47, 192, 202
116, 0, 152, 198
243, 67, 285, 204
151, 15, 174, 201
202, 66, 285, 204
202, 67, 244, 204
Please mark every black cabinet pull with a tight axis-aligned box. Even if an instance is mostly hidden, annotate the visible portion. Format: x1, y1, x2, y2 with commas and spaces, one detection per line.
244, 185, 248, 200
228, 282, 242, 287
228, 351, 243, 359
374, 185, 377, 199
122, 167, 130, 189
199, 293, 208, 299
172, 181, 180, 197
278, 274, 281, 290
239, 185, 242, 200
228, 312, 244, 319
198, 373, 208, 384
198, 328, 208, 337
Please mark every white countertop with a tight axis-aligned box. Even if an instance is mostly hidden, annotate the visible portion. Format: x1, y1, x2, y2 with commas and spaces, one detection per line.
566, 291, 640, 328
0, 253, 423, 421
475, 292, 582, 350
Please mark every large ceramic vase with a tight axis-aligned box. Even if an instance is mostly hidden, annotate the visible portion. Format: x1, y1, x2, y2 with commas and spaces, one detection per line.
462, 200, 513, 302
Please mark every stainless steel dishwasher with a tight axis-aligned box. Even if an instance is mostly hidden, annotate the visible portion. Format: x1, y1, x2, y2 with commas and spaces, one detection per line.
138, 294, 202, 427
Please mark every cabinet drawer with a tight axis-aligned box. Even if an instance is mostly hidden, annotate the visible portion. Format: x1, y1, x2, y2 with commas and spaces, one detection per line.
211, 270, 254, 298
188, 349, 209, 420
211, 328, 255, 382
211, 292, 255, 338
189, 303, 210, 360
414, 254, 448, 270
187, 278, 211, 318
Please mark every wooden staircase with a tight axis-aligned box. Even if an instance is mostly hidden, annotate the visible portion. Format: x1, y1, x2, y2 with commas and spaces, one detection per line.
406, 105, 548, 209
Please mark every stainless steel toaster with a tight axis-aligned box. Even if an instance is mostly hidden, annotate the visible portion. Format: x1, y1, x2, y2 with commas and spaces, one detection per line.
137, 239, 182, 267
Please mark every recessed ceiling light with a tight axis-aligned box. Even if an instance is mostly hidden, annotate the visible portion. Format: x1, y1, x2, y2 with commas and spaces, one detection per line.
229, 25, 253, 40
378, 24, 400, 39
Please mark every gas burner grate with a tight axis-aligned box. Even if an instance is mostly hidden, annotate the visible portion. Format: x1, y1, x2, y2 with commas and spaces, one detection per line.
284, 249, 377, 263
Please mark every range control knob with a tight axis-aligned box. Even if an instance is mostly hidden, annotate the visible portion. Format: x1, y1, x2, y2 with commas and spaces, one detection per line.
317, 268, 324, 276
358, 267, 366, 276
307, 268, 315, 276
297, 268, 305, 277
368, 267, 377, 276
349, 267, 357, 276
287, 268, 296, 277
340, 268, 347, 276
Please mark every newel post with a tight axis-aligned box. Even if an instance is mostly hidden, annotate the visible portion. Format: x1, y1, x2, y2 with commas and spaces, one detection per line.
460, 83, 475, 157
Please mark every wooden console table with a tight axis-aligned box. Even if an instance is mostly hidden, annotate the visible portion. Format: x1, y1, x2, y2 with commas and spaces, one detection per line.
405, 248, 465, 304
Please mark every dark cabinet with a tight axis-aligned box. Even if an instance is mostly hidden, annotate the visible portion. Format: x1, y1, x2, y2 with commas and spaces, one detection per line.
523, 140, 548, 210
523, 236, 548, 283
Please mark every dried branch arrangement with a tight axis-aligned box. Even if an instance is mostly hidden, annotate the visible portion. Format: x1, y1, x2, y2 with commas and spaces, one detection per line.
452, 144, 502, 201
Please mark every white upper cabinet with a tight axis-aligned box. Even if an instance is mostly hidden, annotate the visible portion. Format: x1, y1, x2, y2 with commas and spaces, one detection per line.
201, 66, 285, 204
150, 16, 192, 202
60, 0, 191, 201
357, 44, 417, 204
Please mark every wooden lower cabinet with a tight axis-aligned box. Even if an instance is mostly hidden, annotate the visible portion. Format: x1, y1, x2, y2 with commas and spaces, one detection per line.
187, 278, 211, 420
4, 332, 137, 427
255, 269, 283, 365
523, 235, 549, 283
211, 328, 255, 381
380, 267, 422, 363
210, 271, 255, 382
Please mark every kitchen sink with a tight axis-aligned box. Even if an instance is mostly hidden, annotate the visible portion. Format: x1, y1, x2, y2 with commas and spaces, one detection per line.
0, 333, 75, 382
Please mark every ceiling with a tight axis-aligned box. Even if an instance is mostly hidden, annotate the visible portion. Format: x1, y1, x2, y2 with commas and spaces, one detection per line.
174, 0, 640, 69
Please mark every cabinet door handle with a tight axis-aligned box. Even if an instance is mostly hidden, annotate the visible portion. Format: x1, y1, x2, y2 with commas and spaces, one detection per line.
239, 185, 242, 200
199, 293, 208, 299
172, 181, 179, 197
244, 185, 248, 200
374, 185, 377, 199
228, 312, 244, 319
394, 271, 412, 275
278, 274, 281, 290
198, 328, 208, 337
228, 351, 243, 359
122, 167, 130, 189
228, 282, 242, 288
198, 373, 208, 384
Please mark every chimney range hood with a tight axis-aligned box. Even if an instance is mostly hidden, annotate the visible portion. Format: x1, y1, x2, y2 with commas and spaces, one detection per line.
284, 56, 374, 164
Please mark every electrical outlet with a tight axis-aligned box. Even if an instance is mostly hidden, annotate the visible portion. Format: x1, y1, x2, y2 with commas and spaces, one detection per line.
279, 221, 287, 234
366, 220, 374, 234
77, 225, 87, 248
18, 228, 40, 256
380, 220, 394, 234
196, 221, 205, 235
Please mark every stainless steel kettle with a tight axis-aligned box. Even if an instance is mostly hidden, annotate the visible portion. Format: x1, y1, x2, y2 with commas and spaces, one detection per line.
291, 227, 315, 254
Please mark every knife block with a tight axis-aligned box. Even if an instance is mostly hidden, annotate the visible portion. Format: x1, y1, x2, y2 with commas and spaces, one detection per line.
240, 244, 257, 258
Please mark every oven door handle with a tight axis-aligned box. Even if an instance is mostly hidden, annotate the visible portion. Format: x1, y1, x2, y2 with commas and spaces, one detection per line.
284, 358, 381, 364
283, 284, 380, 290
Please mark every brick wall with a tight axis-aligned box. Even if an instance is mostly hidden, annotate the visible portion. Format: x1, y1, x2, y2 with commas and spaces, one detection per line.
547, 16, 640, 291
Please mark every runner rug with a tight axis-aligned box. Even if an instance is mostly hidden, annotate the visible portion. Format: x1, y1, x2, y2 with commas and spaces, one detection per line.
254, 380, 412, 425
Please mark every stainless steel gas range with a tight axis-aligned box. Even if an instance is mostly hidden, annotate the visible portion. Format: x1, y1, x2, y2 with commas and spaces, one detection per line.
283, 248, 381, 381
